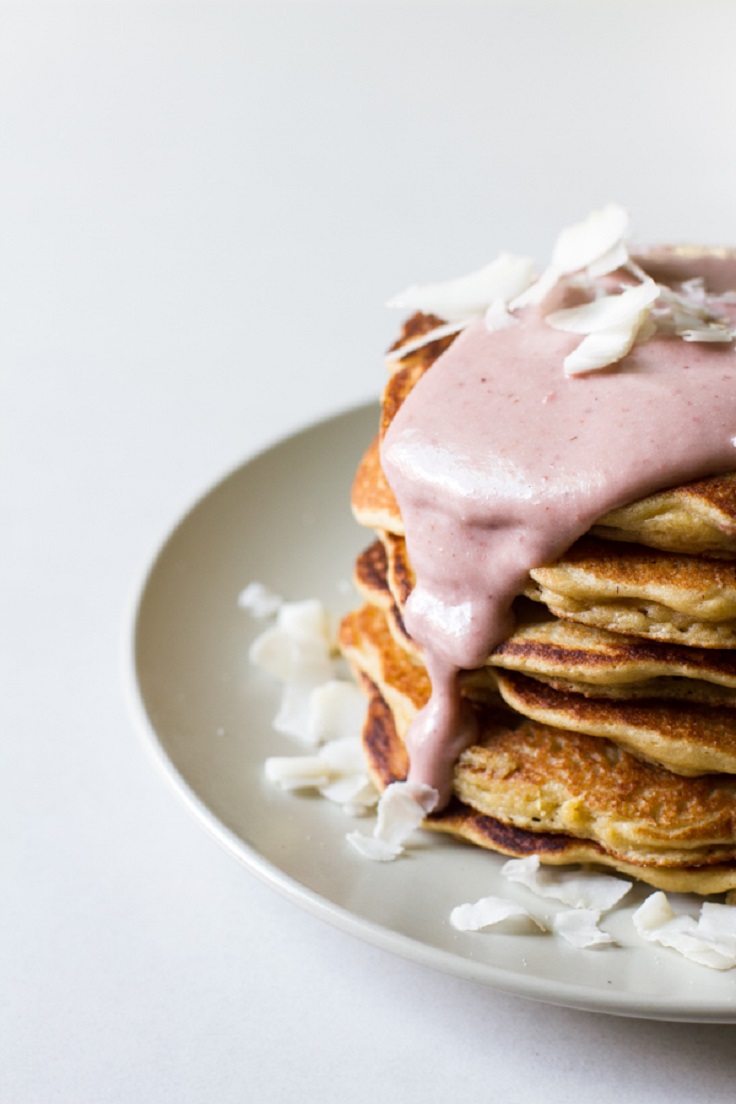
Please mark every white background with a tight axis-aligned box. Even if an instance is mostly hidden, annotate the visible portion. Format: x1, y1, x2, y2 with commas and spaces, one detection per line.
5, 2, 736, 1100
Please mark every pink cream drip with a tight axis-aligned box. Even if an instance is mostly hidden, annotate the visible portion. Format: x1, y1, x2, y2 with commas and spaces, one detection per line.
381, 260, 736, 806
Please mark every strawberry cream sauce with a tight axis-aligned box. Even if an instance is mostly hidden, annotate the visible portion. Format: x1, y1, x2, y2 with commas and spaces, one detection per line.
381, 244, 736, 804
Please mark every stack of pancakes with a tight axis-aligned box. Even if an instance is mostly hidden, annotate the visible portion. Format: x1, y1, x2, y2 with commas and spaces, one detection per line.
339, 313, 736, 895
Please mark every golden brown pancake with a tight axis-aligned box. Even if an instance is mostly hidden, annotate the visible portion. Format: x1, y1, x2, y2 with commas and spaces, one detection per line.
342, 599, 736, 776
356, 311, 736, 557
526, 537, 736, 648
340, 306, 736, 897
379, 523, 736, 649
494, 669, 736, 776
357, 536, 736, 715
357, 679, 736, 895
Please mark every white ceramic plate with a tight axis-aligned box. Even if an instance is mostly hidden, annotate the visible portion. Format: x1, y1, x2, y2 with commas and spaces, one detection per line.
129, 403, 736, 1022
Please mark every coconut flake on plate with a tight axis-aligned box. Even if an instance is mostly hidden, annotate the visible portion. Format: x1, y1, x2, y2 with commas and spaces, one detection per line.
320, 774, 378, 814
552, 908, 615, 949
501, 855, 632, 912
346, 780, 438, 861
237, 581, 283, 618
265, 731, 378, 811
249, 599, 334, 686
306, 679, 367, 745
450, 895, 545, 933
250, 598, 338, 741
633, 892, 736, 970
264, 754, 332, 791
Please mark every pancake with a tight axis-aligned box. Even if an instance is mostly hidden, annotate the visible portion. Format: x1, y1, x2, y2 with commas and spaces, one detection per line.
494, 669, 736, 775
358, 535, 736, 706
342, 598, 736, 775
341, 229, 736, 898
353, 314, 736, 559
355, 676, 736, 896
526, 537, 736, 648
379, 523, 736, 649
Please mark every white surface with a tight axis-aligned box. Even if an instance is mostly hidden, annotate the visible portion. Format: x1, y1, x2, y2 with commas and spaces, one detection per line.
6, 1, 736, 1100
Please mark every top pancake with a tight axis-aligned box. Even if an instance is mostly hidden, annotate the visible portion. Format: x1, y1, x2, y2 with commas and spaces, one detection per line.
353, 312, 736, 556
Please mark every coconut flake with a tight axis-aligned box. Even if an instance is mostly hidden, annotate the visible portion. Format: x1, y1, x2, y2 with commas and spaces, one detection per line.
318, 734, 367, 775
249, 599, 335, 721
553, 908, 615, 948
249, 625, 333, 684
347, 779, 438, 861
387, 252, 535, 323
306, 680, 367, 745
320, 774, 378, 813
633, 892, 736, 970
680, 326, 735, 343
562, 325, 642, 377
551, 203, 630, 276
450, 895, 545, 933
546, 279, 660, 335
485, 298, 519, 332
264, 754, 332, 790
385, 319, 470, 363
272, 681, 315, 740
512, 204, 630, 308
275, 598, 330, 641
586, 240, 629, 279
501, 855, 631, 912
237, 581, 283, 618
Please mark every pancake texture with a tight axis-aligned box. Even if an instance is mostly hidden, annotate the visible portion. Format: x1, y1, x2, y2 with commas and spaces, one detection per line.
340, 268, 736, 895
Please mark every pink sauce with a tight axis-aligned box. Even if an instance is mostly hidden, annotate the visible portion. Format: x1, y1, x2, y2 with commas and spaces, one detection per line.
381, 256, 736, 804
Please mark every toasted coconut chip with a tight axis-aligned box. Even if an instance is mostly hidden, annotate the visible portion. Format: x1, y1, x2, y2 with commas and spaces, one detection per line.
450, 896, 545, 933
237, 581, 283, 618
552, 908, 615, 949
501, 856, 631, 912
633, 892, 736, 970
387, 253, 535, 324
347, 780, 438, 861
